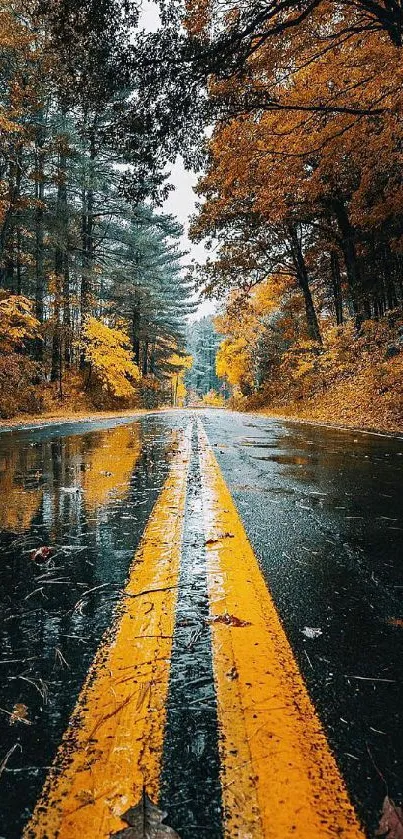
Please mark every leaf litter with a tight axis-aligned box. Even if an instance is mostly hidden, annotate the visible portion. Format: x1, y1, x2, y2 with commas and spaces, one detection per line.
111, 789, 181, 838
207, 612, 251, 627
204, 532, 234, 545
10, 703, 31, 725
376, 797, 403, 839
302, 627, 323, 639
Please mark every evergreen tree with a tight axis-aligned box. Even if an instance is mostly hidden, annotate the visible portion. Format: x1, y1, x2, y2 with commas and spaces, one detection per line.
186, 317, 222, 397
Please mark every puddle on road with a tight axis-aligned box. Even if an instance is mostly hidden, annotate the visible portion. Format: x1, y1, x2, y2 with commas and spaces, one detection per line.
251, 453, 313, 466
235, 437, 317, 466
236, 438, 278, 448
0, 418, 172, 838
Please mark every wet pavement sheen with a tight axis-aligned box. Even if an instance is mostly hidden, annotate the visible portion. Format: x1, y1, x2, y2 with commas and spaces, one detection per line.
0, 415, 178, 837
160, 426, 223, 838
202, 410, 403, 834
0, 409, 402, 838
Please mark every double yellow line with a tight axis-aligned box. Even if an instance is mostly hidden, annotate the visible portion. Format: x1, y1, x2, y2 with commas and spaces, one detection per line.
25, 419, 365, 839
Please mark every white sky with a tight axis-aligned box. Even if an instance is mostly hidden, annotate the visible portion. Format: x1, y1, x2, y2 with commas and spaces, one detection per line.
139, 1, 216, 321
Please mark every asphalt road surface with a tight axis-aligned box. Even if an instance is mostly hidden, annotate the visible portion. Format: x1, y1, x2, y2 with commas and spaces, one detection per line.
0, 410, 402, 838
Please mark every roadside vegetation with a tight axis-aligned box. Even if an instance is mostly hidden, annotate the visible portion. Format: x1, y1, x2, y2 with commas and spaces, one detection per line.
181, 0, 403, 432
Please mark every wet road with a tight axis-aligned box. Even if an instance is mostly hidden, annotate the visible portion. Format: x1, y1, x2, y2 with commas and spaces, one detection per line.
0, 410, 402, 838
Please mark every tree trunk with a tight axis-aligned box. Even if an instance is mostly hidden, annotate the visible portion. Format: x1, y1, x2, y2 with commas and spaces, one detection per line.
132, 304, 141, 366
0, 160, 18, 291
81, 119, 97, 324
287, 224, 322, 344
382, 244, 398, 310
149, 340, 156, 375
34, 121, 45, 360
51, 141, 68, 387
63, 253, 71, 367
142, 340, 149, 376
330, 250, 343, 325
50, 281, 61, 384
329, 196, 363, 326
15, 149, 22, 294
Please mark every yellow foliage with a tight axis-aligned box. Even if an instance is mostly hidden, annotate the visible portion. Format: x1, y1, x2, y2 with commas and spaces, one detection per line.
167, 352, 193, 371
216, 337, 253, 390
0, 292, 41, 352
213, 278, 288, 397
280, 340, 321, 390
252, 278, 285, 317
201, 389, 225, 407
81, 317, 140, 399
168, 352, 193, 406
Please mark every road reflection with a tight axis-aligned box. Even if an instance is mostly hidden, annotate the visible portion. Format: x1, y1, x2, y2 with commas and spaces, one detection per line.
0, 418, 170, 838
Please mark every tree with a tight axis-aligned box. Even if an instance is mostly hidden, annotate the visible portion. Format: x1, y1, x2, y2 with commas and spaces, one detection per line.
0, 292, 40, 352
186, 316, 222, 397
188, 11, 403, 331
0, 292, 42, 417
123, 0, 403, 193
81, 317, 140, 399
167, 351, 193, 405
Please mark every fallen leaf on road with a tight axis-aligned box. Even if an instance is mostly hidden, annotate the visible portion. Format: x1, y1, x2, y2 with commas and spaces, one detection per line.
386, 618, 403, 627
375, 796, 403, 838
30, 546, 52, 564
10, 703, 31, 725
302, 627, 323, 639
204, 533, 234, 545
111, 789, 181, 838
209, 612, 251, 627
0, 743, 21, 777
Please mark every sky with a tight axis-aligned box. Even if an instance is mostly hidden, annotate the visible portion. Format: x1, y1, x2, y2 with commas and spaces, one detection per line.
163, 159, 216, 321
139, 1, 216, 321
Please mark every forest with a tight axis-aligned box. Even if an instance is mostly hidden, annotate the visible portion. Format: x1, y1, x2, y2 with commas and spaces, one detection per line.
1, 0, 403, 430
0, 0, 195, 418
181, 0, 403, 430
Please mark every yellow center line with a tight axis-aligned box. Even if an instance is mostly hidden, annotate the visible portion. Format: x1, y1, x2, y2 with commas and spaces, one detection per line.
197, 420, 366, 839
24, 425, 192, 839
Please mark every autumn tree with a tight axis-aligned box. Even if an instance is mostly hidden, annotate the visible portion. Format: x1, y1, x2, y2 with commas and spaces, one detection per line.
167, 351, 193, 406
188, 4, 403, 333
0, 291, 41, 416
81, 317, 141, 401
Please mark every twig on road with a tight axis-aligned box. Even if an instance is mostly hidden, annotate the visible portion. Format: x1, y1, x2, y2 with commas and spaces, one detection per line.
0, 743, 22, 778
